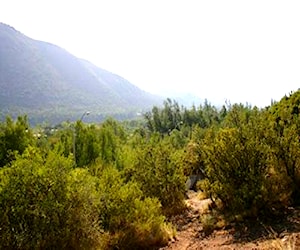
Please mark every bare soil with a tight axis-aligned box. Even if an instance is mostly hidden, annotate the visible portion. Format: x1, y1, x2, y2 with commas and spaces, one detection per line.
161, 191, 300, 250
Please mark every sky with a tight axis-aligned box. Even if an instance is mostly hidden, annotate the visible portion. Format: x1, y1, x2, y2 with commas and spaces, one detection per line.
1, 0, 300, 107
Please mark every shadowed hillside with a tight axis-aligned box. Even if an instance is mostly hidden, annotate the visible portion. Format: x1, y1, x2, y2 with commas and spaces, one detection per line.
0, 23, 162, 124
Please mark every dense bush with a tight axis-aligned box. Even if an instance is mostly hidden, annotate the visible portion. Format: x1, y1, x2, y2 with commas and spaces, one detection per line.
268, 91, 300, 204
124, 136, 186, 215
95, 166, 171, 249
202, 126, 269, 216
192, 94, 300, 218
0, 147, 104, 249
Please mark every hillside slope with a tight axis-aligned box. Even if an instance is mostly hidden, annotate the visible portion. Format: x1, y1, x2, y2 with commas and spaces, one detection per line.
0, 23, 161, 124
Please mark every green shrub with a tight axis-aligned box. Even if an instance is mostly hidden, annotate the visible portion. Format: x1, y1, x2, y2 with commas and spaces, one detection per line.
0, 147, 104, 249
0, 116, 34, 167
202, 125, 269, 217
124, 140, 186, 215
268, 91, 300, 205
96, 166, 172, 249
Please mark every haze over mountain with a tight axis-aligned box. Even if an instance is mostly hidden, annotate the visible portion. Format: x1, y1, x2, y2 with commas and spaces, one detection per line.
0, 23, 162, 124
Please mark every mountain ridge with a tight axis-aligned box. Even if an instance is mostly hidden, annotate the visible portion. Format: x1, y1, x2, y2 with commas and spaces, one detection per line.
0, 22, 162, 124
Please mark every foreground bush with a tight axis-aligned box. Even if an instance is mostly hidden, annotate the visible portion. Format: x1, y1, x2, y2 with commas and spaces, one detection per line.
95, 166, 172, 249
0, 147, 172, 249
0, 148, 104, 249
202, 127, 269, 216
268, 91, 300, 205
197, 105, 275, 218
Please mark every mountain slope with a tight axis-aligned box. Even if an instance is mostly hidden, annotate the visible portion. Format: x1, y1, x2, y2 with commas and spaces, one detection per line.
0, 23, 162, 124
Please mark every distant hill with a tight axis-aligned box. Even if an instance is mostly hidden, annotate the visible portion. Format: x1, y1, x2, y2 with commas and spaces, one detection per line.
0, 23, 162, 124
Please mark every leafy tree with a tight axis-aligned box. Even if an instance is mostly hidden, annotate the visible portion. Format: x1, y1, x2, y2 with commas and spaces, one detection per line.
0, 116, 34, 167
145, 99, 226, 139
144, 99, 183, 135
74, 122, 100, 167
201, 99, 222, 127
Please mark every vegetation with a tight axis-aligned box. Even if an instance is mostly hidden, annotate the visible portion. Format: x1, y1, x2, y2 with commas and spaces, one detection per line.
1, 89, 300, 248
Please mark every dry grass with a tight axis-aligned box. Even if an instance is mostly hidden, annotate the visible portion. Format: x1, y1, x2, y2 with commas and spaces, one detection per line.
259, 225, 299, 250
197, 190, 209, 200
268, 235, 297, 250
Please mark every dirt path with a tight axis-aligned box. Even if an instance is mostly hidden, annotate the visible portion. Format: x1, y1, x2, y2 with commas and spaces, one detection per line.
160, 191, 211, 250
161, 191, 300, 250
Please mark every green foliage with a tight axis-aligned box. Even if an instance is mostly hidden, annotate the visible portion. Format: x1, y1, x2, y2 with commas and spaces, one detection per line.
2, 90, 300, 248
74, 122, 101, 167
0, 116, 34, 167
45, 118, 126, 168
124, 138, 186, 215
0, 147, 104, 249
192, 95, 300, 217
144, 98, 183, 134
95, 165, 171, 249
198, 105, 276, 216
267, 90, 300, 204
73, 118, 126, 168
144, 99, 226, 138
202, 126, 268, 216
98, 119, 124, 166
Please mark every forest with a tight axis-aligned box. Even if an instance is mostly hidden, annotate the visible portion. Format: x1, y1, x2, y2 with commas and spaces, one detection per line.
1, 90, 300, 249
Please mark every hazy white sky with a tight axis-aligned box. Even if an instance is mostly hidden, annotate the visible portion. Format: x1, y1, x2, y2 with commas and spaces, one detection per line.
1, 0, 300, 107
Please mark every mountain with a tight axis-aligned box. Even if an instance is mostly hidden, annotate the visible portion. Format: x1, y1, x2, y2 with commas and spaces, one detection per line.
0, 23, 162, 124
